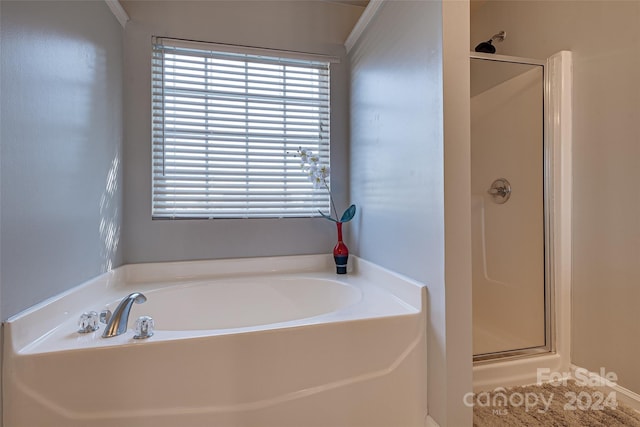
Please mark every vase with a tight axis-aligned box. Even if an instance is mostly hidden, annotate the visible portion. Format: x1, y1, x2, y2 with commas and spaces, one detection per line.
333, 221, 349, 274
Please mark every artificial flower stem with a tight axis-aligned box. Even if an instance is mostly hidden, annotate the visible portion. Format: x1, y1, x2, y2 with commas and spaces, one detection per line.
324, 181, 339, 221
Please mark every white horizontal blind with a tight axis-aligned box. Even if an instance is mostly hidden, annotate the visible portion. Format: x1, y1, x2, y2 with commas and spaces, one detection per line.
152, 38, 331, 219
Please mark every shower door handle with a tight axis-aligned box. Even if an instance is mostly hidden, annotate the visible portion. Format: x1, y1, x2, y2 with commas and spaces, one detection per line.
488, 178, 511, 204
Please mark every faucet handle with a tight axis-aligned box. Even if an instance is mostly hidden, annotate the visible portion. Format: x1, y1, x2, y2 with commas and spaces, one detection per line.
99, 309, 112, 324
78, 311, 100, 333
134, 316, 154, 339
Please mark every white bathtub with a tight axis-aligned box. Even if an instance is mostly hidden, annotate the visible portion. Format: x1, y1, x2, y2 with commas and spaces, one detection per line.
3, 255, 428, 427
115, 276, 363, 331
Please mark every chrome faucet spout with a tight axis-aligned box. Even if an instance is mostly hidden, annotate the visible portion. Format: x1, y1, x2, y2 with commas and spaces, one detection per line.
102, 292, 147, 338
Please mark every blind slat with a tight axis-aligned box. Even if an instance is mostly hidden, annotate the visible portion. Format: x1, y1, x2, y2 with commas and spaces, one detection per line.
153, 128, 329, 142
155, 108, 329, 122
155, 86, 328, 106
152, 175, 319, 184
157, 70, 330, 90
156, 119, 327, 134
152, 87, 328, 109
153, 213, 327, 219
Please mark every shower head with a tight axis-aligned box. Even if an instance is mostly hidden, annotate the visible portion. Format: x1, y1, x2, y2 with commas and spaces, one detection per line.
475, 40, 496, 54
474, 31, 506, 54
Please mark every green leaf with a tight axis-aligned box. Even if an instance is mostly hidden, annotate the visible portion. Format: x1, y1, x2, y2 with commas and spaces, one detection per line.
340, 204, 356, 223
318, 210, 337, 222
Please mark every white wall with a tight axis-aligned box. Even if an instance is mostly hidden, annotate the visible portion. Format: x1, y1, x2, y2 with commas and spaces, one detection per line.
0, 0, 123, 320
349, 1, 472, 424
121, 0, 363, 263
472, 0, 640, 395
442, 1, 473, 423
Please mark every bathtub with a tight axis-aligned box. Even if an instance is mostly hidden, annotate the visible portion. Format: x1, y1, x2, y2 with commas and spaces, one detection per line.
3, 254, 428, 427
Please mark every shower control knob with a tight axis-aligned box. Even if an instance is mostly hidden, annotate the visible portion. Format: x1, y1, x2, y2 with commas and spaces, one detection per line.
134, 315, 154, 339
488, 178, 512, 204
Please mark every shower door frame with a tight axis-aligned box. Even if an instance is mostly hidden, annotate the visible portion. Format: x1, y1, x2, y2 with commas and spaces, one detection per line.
470, 52, 554, 363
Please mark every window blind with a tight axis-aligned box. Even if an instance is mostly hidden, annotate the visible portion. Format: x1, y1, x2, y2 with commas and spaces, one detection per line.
152, 37, 332, 219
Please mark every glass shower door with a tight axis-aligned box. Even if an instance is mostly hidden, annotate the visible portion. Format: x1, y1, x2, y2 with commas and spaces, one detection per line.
471, 56, 547, 359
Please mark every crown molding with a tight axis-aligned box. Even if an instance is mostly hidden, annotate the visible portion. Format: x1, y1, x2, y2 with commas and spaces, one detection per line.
345, 0, 385, 54
104, 0, 129, 28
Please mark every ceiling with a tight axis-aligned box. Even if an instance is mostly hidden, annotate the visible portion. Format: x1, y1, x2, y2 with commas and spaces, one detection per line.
470, 0, 487, 15
325, 0, 370, 7
329, 0, 488, 13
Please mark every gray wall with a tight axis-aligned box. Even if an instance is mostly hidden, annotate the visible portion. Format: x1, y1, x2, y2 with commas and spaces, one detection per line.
121, 0, 363, 263
472, 0, 640, 395
350, 2, 472, 425
0, 0, 123, 320
350, 1, 444, 276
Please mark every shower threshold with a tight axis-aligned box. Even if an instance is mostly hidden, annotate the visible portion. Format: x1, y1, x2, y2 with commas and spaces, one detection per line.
474, 346, 551, 364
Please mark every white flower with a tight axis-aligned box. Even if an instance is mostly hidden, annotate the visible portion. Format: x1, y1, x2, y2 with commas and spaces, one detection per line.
305, 168, 315, 181
306, 163, 318, 174
293, 147, 353, 222
317, 164, 330, 179
311, 174, 324, 189
297, 148, 310, 163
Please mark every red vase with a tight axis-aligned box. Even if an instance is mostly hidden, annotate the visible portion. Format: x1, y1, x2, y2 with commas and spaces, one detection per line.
333, 222, 349, 274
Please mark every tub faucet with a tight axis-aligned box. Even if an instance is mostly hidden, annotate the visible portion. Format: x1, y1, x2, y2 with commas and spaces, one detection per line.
102, 292, 147, 338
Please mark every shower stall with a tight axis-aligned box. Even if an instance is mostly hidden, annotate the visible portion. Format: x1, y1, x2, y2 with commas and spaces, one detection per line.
471, 51, 573, 390
471, 54, 547, 359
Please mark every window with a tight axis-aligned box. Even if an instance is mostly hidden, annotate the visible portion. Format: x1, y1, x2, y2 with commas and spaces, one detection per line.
152, 37, 333, 219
